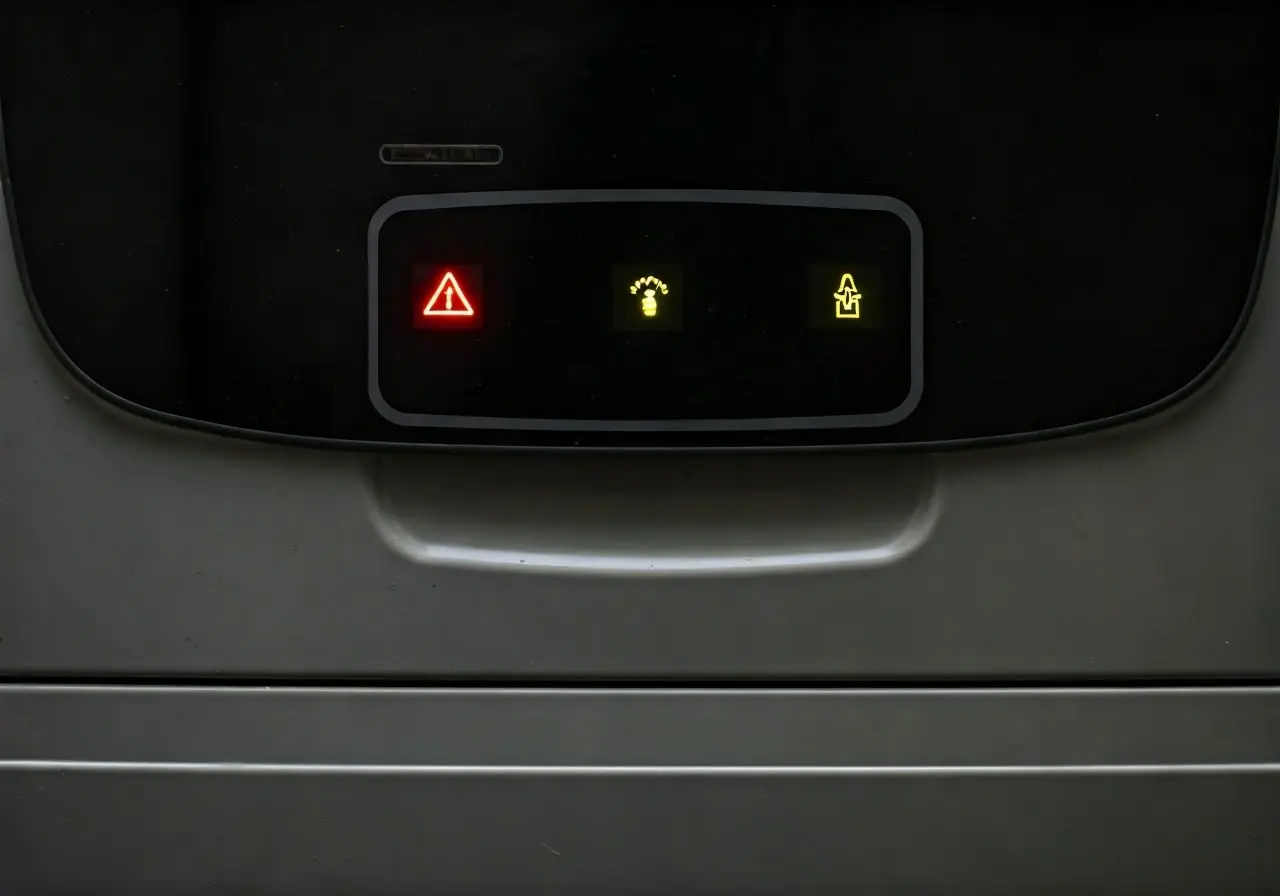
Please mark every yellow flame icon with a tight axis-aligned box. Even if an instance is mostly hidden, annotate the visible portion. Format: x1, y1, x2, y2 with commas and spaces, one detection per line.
834, 272, 862, 319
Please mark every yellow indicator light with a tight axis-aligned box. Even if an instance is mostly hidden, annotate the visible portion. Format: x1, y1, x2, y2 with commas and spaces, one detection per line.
629, 275, 669, 319
834, 272, 862, 319
641, 289, 658, 317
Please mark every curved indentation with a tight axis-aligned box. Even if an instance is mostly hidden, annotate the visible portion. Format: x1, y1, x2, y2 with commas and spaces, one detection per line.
368, 454, 940, 575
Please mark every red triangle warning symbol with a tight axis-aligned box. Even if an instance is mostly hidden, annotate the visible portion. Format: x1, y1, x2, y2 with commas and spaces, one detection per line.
422, 271, 475, 317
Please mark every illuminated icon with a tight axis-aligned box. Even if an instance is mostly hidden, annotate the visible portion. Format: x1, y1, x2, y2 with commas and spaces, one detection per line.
630, 275, 669, 319
641, 289, 658, 317
422, 270, 474, 317
833, 272, 862, 319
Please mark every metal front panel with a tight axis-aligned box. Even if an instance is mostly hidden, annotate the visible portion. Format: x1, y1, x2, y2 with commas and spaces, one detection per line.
3, 687, 1280, 894
1, 101, 1279, 679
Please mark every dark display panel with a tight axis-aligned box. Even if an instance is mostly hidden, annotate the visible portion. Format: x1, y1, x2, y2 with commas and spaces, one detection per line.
1, 1, 1276, 449
373, 194, 917, 428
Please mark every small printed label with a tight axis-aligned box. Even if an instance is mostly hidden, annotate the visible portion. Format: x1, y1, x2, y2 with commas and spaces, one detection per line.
379, 144, 503, 165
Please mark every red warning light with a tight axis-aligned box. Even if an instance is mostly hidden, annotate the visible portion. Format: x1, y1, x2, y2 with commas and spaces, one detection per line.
415, 266, 482, 330
423, 271, 473, 316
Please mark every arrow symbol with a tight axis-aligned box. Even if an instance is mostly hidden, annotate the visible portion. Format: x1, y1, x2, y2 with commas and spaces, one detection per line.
421, 270, 475, 318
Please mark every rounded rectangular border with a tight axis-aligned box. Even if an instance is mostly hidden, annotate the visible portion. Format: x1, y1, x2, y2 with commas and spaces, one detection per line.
367, 190, 923, 432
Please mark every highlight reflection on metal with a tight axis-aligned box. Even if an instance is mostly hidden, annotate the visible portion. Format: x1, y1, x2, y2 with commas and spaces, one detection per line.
834, 272, 862, 319
629, 275, 669, 318
422, 271, 475, 317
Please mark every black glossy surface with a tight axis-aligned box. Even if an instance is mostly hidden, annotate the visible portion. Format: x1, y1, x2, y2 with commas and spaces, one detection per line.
1, 1, 1276, 447
376, 201, 913, 423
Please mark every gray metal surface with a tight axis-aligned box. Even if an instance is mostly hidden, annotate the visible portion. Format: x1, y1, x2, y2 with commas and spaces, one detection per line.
6, 770, 1278, 895
4, 686, 1280, 767
3, 686, 1280, 894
